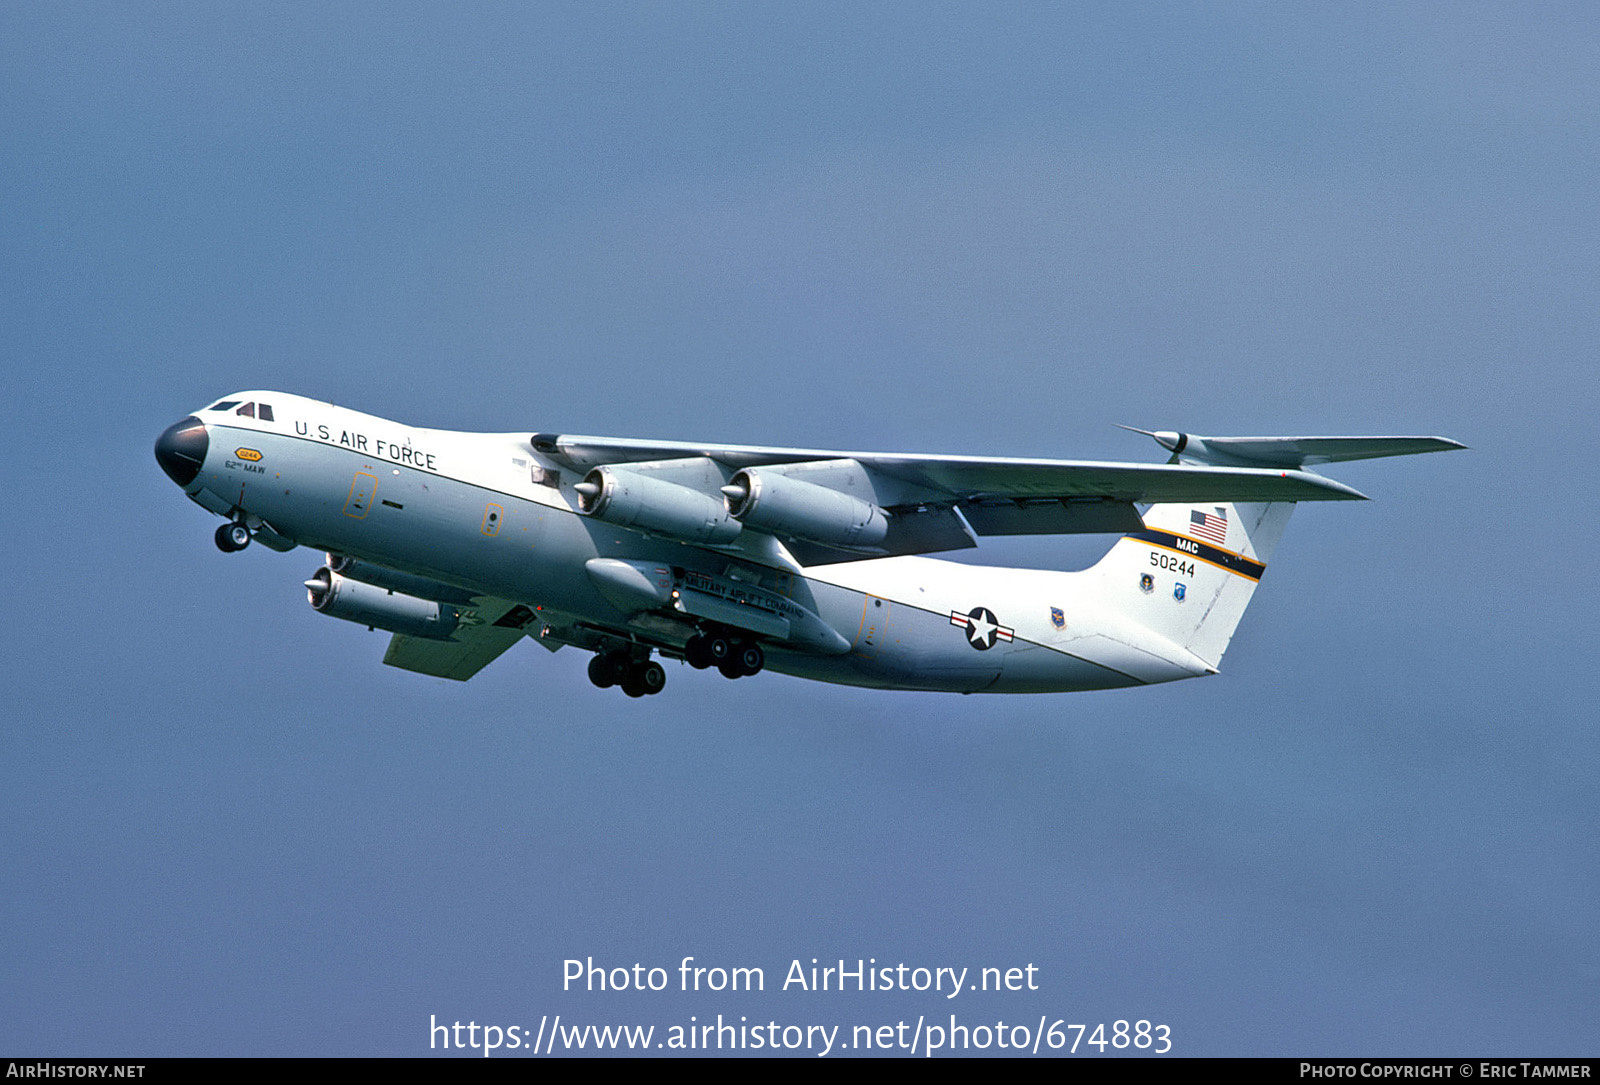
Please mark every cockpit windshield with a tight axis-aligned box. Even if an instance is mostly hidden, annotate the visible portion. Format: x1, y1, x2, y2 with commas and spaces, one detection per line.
207, 400, 273, 421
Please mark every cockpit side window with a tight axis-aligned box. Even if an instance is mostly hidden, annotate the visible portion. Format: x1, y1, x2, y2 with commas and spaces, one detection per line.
209, 400, 241, 412
258, 404, 274, 422
236, 403, 256, 418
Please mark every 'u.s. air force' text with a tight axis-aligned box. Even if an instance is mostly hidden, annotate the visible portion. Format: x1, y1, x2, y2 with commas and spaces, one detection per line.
564, 957, 1039, 999
294, 421, 438, 471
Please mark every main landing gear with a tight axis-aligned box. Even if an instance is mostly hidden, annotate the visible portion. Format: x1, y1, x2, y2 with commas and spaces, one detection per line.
683, 632, 764, 680
214, 520, 252, 553
588, 630, 765, 697
588, 652, 667, 698
589, 630, 764, 698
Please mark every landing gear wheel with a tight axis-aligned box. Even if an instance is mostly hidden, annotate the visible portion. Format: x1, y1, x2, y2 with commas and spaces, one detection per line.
735, 641, 764, 676
706, 636, 732, 664
622, 660, 666, 698
716, 640, 764, 679
588, 653, 625, 689
215, 522, 251, 552
639, 660, 666, 695
684, 634, 713, 670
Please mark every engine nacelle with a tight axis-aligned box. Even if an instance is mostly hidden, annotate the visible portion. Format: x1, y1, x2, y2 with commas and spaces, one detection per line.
574, 466, 741, 545
722, 468, 889, 548
304, 567, 460, 640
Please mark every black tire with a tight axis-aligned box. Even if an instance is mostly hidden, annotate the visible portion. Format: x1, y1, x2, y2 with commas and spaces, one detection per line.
588, 654, 621, 689
717, 657, 744, 680
215, 522, 250, 552
637, 661, 666, 695
622, 660, 666, 697
684, 635, 713, 670
736, 641, 764, 676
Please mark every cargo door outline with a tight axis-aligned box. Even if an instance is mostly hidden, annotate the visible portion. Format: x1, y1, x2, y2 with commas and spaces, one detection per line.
344, 472, 378, 519
855, 595, 891, 658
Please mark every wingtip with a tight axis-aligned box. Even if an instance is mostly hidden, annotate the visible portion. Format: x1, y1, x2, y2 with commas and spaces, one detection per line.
1311, 473, 1369, 500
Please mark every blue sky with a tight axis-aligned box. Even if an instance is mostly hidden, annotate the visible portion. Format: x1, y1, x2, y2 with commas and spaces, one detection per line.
1, 2, 1594, 1056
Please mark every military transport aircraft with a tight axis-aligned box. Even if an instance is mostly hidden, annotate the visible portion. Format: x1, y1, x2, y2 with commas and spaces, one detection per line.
154, 393, 1462, 697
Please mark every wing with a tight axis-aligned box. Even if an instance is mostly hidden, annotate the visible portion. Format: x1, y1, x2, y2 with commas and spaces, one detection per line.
530, 431, 1368, 563
382, 597, 538, 681
532, 432, 1365, 496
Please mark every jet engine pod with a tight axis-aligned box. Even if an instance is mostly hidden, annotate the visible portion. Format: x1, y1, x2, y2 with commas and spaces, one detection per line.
573, 466, 742, 545
304, 566, 460, 640
722, 468, 888, 548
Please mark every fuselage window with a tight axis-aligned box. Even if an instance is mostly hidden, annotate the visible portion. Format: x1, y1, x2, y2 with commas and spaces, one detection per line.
236, 403, 256, 418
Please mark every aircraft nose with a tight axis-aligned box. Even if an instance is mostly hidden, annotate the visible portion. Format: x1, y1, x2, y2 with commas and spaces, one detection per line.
154, 416, 208, 487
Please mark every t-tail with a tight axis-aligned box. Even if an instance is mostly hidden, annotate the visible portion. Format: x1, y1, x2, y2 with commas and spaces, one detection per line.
1089, 431, 1465, 673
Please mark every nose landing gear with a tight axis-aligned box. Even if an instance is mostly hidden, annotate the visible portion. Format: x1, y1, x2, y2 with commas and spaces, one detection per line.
214, 521, 252, 552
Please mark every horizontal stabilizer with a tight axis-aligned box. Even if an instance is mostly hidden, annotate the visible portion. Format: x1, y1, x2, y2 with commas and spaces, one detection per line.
1119, 428, 1466, 468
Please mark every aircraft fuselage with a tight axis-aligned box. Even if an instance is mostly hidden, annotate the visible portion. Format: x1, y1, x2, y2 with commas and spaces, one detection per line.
157, 392, 1217, 695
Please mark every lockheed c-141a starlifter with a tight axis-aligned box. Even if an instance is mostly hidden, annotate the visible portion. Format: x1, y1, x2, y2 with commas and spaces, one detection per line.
155, 392, 1461, 697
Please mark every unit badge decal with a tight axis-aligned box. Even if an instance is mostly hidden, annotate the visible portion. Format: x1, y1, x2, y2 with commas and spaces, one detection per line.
1140, 573, 1154, 594
950, 607, 1014, 651
1050, 607, 1065, 630
1173, 582, 1187, 603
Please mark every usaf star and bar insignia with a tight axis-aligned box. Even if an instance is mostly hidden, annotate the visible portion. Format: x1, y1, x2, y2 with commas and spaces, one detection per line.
950, 607, 1014, 651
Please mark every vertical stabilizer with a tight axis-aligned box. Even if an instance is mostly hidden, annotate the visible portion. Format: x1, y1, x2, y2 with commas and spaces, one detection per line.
1088, 500, 1293, 671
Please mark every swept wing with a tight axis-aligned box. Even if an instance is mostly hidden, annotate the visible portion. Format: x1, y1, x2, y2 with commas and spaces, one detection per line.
532, 431, 1369, 561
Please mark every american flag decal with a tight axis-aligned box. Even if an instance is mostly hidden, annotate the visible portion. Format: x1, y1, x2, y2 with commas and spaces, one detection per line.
1189, 507, 1228, 546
